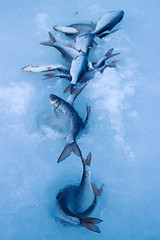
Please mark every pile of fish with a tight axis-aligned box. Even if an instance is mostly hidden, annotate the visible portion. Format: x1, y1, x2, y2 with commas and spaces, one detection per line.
22, 10, 124, 233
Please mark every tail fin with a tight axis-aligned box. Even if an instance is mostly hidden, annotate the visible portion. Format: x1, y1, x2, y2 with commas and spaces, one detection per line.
80, 217, 103, 233
98, 29, 119, 39
67, 83, 87, 105
40, 32, 56, 46
63, 83, 75, 93
91, 183, 103, 196
57, 141, 82, 163
105, 49, 120, 60
82, 152, 91, 166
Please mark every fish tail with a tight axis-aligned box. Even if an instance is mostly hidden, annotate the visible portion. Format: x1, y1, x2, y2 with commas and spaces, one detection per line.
105, 48, 120, 59
67, 83, 87, 105
63, 83, 75, 93
40, 32, 56, 46
80, 217, 103, 233
98, 29, 119, 39
91, 183, 103, 196
82, 152, 92, 166
57, 141, 82, 163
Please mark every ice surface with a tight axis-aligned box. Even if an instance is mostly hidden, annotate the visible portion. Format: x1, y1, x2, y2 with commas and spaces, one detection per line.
0, 0, 160, 239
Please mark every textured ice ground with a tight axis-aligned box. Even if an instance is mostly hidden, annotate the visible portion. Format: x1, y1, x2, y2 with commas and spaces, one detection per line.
0, 0, 160, 239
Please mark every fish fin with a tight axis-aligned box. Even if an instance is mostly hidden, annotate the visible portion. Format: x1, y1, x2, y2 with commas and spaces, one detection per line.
72, 141, 83, 159
43, 73, 55, 80
82, 152, 92, 166
69, 83, 87, 103
98, 29, 119, 39
81, 222, 101, 233
56, 191, 62, 199
91, 183, 103, 196
81, 217, 103, 224
63, 84, 75, 93
57, 143, 73, 163
57, 141, 82, 163
40, 32, 56, 46
84, 105, 91, 125
105, 48, 120, 60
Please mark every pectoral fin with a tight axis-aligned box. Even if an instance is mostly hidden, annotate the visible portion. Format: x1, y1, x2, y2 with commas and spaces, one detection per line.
81, 222, 101, 233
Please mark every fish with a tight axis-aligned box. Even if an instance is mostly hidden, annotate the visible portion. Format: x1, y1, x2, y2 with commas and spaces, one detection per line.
93, 48, 120, 69
92, 10, 124, 36
53, 22, 96, 36
49, 94, 91, 162
41, 32, 79, 61
70, 51, 87, 86
53, 25, 80, 35
56, 153, 103, 233
22, 64, 69, 73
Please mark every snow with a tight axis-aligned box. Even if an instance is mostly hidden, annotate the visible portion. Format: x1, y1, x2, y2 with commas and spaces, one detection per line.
0, 0, 160, 239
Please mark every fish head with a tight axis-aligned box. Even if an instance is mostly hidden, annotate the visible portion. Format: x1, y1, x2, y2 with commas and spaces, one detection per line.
49, 94, 61, 108
22, 65, 33, 72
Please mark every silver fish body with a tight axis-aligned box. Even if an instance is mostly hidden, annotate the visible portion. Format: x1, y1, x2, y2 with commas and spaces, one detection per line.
56, 153, 103, 232
70, 52, 87, 85
49, 94, 90, 162
93, 10, 124, 35
22, 64, 69, 73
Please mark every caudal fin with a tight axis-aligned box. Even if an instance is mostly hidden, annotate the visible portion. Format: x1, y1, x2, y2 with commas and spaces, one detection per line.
91, 183, 103, 196
98, 29, 119, 39
40, 32, 56, 46
80, 217, 103, 233
57, 141, 82, 163
82, 152, 92, 166
105, 49, 120, 60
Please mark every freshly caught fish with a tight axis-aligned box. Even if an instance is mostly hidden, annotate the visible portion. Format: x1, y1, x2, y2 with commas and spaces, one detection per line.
53, 25, 80, 35
49, 94, 91, 162
53, 22, 95, 36
56, 153, 103, 233
93, 48, 120, 69
92, 10, 124, 35
70, 51, 87, 86
22, 64, 69, 73
41, 32, 79, 61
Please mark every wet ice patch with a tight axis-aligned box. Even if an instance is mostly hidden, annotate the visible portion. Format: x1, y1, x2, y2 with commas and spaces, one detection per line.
0, 82, 34, 115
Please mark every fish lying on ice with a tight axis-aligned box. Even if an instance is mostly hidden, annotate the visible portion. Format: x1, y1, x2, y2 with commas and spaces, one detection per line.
49, 94, 91, 162
92, 10, 124, 36
56, 153, 103, 233
74, 10, 124, 54
41, 32, 79, 61
22, 64, 69, 73
53, 22, 96, 36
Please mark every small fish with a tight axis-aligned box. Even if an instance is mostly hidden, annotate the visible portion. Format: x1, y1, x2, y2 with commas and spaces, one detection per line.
53, 25, 80, 35
56, 153, 103, 233
53, 22, 96, 36
92, 10, 124, 35
22, 64, 69, 73
70, 51, 87, 86
93, 48, 120, 69
41, 32, 79, 61
49, 94, 91, 162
